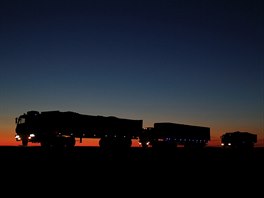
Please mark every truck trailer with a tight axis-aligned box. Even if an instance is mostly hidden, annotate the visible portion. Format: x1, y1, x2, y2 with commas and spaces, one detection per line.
220, 131, 257, 149
139, 122, 210, 148
15, 110, 143, 150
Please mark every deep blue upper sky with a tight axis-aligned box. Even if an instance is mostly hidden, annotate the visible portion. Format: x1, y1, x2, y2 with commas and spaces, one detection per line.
0, 0, 263, 144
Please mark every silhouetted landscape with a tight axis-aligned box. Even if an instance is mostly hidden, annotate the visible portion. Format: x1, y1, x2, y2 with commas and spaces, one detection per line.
2, 2, 263, 184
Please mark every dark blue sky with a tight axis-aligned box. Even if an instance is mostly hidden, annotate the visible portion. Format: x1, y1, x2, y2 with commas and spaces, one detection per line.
0, 0, 263, 145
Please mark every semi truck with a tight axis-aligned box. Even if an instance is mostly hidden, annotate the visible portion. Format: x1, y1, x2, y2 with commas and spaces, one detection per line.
15, 110, 143, 150
220, 131, 257, 149
139, 122, 210, 148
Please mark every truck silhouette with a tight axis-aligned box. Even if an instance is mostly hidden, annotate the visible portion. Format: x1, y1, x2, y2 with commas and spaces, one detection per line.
139, 122, 210, 148
15, 110, 210, 150
220, 131, 257, 149
15, 110, 142, 150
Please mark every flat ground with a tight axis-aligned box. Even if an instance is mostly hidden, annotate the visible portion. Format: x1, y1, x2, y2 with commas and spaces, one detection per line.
2, 146, 262, 193
1, 146, 263, 181
1, 146, 263, 162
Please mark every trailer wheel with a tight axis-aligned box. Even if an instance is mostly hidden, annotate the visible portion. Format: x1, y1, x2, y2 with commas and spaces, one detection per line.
66, 137, 76, 148
99, 137, 110, 149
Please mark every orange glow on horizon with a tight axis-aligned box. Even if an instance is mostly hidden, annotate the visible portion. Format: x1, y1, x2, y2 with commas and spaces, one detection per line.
1, 129, 263, 147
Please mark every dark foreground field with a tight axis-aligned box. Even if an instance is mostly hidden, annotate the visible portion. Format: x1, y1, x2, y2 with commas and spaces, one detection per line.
1, 146, 264, 183
1, 146, 263, 163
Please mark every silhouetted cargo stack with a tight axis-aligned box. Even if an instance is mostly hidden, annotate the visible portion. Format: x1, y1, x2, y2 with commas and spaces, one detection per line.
15, 110, 143, 149
142, 122, 210, 148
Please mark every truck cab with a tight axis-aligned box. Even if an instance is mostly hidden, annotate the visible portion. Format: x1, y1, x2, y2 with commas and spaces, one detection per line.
221, 131, 257, 149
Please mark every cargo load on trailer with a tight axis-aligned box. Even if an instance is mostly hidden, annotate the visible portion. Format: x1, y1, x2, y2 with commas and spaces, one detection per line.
15, 110, 143, 150
139, 122, 210, 148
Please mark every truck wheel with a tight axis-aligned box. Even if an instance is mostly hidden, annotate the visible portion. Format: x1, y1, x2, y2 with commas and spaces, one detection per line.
40, 141, 51, 148
22, 139, 28, 146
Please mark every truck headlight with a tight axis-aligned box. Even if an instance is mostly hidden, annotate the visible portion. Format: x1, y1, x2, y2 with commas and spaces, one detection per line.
15, 135, 21, 141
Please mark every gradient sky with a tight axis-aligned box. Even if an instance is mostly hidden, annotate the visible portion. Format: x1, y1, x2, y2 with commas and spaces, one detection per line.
1, 0, 263, 147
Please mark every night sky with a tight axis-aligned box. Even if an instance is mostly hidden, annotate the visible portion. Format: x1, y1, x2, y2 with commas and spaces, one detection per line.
0, 0, 263, 146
